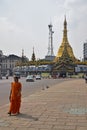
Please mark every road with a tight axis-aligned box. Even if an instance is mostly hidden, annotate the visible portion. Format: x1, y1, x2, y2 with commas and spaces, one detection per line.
0, 76, 69, 107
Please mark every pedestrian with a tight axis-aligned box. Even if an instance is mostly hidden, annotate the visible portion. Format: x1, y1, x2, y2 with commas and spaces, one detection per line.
8, 75, 22, 116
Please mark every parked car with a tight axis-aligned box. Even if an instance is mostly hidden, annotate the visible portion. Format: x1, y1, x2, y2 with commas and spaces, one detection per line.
36, 75, 41, 80
26, 75, 34, 82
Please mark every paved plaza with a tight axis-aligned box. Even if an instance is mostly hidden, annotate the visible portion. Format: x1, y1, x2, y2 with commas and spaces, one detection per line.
0, 78, 87, 130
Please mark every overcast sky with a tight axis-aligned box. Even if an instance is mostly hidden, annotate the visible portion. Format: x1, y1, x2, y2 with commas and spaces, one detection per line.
0, 0, 87, 60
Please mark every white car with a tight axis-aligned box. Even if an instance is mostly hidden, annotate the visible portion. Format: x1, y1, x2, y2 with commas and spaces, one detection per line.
36, 75, 41, 80
26, 75, 34, 82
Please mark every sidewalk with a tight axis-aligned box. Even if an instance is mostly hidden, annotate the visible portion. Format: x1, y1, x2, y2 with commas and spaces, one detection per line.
0, 78, 87, 130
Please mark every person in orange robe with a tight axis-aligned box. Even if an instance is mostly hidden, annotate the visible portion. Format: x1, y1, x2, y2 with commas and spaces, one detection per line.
8, 76, 22, 116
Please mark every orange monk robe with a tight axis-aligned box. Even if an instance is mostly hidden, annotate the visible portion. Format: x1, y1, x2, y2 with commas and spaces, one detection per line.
9, 82, 22, 114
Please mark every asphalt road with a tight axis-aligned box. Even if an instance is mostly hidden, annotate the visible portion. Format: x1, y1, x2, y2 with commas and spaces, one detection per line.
0, 76, 68, 107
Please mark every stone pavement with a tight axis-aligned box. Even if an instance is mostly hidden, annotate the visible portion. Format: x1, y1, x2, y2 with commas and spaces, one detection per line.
0, 78, 87, 130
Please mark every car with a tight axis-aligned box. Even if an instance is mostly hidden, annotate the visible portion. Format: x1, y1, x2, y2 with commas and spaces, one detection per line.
36, 75, 41, 80
26, 75, 34, 82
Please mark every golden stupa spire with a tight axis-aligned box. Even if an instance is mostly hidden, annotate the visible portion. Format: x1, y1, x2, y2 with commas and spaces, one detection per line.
62, 15, 68, 45
54, 16, 77, 62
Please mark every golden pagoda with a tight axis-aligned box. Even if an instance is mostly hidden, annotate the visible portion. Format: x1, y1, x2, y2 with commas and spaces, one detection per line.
52, 16, 80, 77
54, 16, 78, 62
53, 44, 75, 74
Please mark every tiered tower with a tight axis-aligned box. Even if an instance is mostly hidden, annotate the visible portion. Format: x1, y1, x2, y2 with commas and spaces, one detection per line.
54, 16, 77, 62
53, 16, 79, 76
31, 47, 36, 61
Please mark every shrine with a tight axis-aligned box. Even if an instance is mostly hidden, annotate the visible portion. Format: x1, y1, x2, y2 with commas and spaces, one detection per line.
53, 16, 79, 77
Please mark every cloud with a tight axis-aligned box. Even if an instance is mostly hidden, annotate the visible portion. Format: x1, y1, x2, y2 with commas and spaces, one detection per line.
0, 16, 23, 33
0, 0, 87, 60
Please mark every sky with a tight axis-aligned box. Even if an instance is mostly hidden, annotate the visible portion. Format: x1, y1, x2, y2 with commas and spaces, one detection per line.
0, 0, 87, 60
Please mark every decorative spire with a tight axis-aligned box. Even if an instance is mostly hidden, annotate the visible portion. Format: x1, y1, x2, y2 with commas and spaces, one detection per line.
21, 49, 25, 63
33, 47, 34, 53
64, 15, 67, 28
54, 16, 78, 62
31, 47, 36, 61
62, 15, 68, 45
22, 49, 24, 57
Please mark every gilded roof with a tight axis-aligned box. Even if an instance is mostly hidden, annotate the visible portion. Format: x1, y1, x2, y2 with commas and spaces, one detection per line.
54, 16, 78, 62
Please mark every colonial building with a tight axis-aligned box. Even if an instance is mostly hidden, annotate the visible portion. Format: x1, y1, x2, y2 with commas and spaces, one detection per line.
0, 50, 29, 76
1, 54, 22, 75
0, 50, 5, 77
